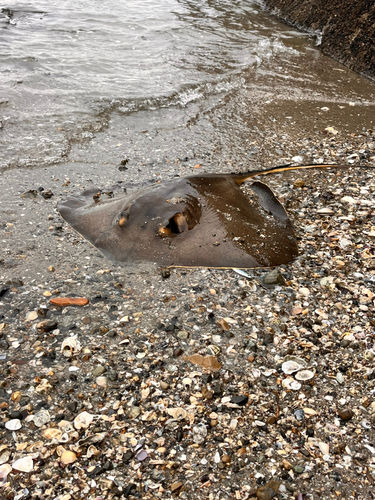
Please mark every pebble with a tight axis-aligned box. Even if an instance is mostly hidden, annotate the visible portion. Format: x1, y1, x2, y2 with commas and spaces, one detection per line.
293, 464, 305, 474
221, 454, 231, 464
170, 482, 183, 493
231, 395, 249, 406
159, 381, 169, 390
293, 178, 305, 188
130, 406, 141, 418
50, 297, 89, 307
36, 319, 58, 333
262, 269, 286, 287
338, 408, 354, 421
177, 330, 189, 339
256, 479, 280, 500
60, 450, 77, 465
96, 376, 107, 387
93, 365, 107, 376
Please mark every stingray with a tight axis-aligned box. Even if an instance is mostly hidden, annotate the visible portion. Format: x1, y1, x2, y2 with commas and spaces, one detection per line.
58, 163, 359, 269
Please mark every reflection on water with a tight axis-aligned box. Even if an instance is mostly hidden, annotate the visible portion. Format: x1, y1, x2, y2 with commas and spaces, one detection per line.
0, 0, 309, 170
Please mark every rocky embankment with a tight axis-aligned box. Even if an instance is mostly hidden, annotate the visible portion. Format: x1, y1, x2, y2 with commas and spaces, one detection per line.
263, 0, 375, 79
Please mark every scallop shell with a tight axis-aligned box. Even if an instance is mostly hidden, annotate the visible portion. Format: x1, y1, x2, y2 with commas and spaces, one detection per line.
295, 369, 315, 381
282, 361, 303, 375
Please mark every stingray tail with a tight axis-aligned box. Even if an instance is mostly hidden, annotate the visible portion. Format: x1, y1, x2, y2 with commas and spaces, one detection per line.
232, 163, 368, 184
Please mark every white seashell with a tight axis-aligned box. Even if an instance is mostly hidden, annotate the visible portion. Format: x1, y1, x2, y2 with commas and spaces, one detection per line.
295, 370, 315, 381
87, 445, 100, 458
12, 455, 33, 473
33, 410, 50, 427
262, 369, 275, 377
0, 449, 11, 465
316, 208, 334, 215
0, 464, 12, 486
61, 336, 81, 357
282, 377, 302, 391
5, 419, 22, 431
25, 311, 38, 321
167, 408, 187, 420
43, 428, 62, 441
318, 442, 329, 455
282, 361, 303, 375
74, 411, 94, 430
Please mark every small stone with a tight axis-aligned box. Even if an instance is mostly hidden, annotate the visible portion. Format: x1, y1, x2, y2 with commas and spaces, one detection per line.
293, 464, 305, 474
294, 409, 305, 421
256, 479, 280, 500
293, 179, 304, 188
262, 269, 286, 287
177, 330, 189, 339
161, 268, 171, 279
60, 450, 77, 465
160, 381, 169, 390
338, 408, 354, 421
96, 376, 107, 387
50, 297, 89, 307
93, 365, 107, 376
48, 266, 55, 272
82, 316, 91, 325
12, 456, 33, 473
221, 454, 231, 464
173, 347, 184, 357
36, 319, 57, 333
170, 482, 183, 493
281, 459, 293, 470
231, 395, 249, 406
67, 402, 78, 413
130, 406, 141, 418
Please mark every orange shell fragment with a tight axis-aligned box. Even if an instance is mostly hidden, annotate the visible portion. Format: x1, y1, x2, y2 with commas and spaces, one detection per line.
50, 297, 89, 307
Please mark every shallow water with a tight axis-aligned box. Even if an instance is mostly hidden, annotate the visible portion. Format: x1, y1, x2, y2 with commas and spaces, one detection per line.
1, 0, 375, 174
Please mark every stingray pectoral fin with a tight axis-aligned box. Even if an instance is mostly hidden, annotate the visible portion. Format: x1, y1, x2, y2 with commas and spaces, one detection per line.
249, 181, 289, 221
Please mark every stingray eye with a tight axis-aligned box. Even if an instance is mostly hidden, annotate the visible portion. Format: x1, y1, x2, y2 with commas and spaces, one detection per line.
118, 208, 130, 227
167, 213, 189, 234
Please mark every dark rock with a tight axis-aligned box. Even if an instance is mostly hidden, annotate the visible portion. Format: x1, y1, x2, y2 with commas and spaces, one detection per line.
338, 408, 354, 421
36, 319, 58, 333
262, 0, 375, 79
256, 479, 280, 500
231, 395, 249, 406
